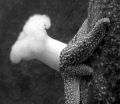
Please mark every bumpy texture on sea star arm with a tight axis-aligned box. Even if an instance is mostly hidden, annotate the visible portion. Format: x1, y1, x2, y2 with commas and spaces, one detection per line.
63, 74, 80, 104
60, 18, 110, 74
60, 18, 110, 68
59, 18, 110, 104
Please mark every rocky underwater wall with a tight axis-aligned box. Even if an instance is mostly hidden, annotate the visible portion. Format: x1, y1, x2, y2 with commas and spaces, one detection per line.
84, 0, 120, 103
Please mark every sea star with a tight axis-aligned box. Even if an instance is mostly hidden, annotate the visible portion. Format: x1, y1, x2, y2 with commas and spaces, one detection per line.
59, 17, 110, 104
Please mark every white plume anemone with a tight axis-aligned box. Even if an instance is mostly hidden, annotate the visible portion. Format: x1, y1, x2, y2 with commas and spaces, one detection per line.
10, 14, 66, 71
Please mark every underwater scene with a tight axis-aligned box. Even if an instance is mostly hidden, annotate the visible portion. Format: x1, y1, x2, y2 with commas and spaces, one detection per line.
0, 0, 120, 104
0, 0, 88, 104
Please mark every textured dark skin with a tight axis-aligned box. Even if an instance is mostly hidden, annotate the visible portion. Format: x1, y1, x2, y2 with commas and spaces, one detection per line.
59, 15, 110, 104
60, 0, 120, 104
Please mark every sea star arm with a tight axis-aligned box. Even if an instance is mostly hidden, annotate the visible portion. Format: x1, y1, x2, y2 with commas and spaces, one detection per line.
63, 74, 80, 104
59, 18, 110, 104
68, 19, 88, 45
61, 65, 93, 104
60, 18, 110, 69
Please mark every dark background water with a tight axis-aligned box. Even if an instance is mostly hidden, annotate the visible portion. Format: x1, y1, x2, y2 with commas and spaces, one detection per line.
0, 0, 89, 104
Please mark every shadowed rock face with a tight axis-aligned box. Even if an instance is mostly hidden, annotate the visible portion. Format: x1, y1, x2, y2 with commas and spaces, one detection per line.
84, 0, 120, 104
